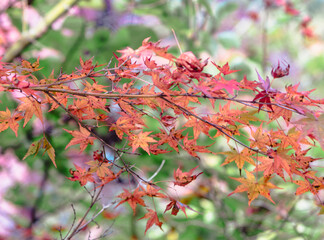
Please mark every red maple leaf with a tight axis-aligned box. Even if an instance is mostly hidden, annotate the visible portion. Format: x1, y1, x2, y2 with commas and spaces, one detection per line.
138, 209, 163, 234
176, 51, 208, 73
212, 62, 240, 75
67, 164, 95, 186
115, 187, 146, 215
164, 198, 199, 217
173, 166, 203, 187
253, 90, 275, 112
212, 76, 240, 95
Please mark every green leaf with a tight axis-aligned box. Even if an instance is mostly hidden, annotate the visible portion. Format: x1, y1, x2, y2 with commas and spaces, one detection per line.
23, 139, 42, 161
43, 137, 56, 168
23, 137, 56, 168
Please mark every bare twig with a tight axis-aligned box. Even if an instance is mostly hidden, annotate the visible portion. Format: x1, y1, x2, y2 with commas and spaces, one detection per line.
3, 0, 81, 62
64, 186, 104, 240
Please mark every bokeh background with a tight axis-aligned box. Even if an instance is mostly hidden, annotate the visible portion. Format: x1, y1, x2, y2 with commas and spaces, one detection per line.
1, 0, 324, 239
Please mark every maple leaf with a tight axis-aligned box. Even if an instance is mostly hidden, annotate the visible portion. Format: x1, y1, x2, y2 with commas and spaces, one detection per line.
154, 128, 185, 152
21, 57, 42, 73
42, 136, 56, 167
48, 92, 68, 112
68, 164, 95, 186
253, 90, 275, 112
97, 169, 124, 187
269, 105, 293, 125
293, 148, 318, 170
115, 187, 146, 215
255, 148, 293, 180
294, 179, 318, 195
173, 166, 203, 187
164, 198, 199, 217
212, 76, 240, 95
129, 131, 157, 155
68, 98, 95, 120
0, 108, 23, 136
293, 113, 324, 150
82, 81, 108, 93
271, 60, 290, 78
117, 37, 174, 64
176, 51, 208, 73
255, 70, 271, 92
182, 136, 212, 158
184, 117, 211, 139
86, 161, 113, 178
212, 62, 240, 75
78, 56, 95, 75
239, 75, 260, 90
250, 124, 272, 152
64, 125, 96, 152
229, 170, 281, 205
140, 183, 167, 198
17, 97, 43, 127
219, 146, 255, 175
110, 112, 144, 139
138, 209, 163, 234
23, 136, 56, 167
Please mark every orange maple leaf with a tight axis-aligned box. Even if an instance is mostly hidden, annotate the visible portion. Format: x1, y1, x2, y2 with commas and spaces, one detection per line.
294, 113, 324, 150
129, 131, 157, 155
229, 170, 281, 205
17, 97, 43, 127
0, 108, 23, 136
115, 187, 146, 215
86, 161, 113, 178
267, 148, 293, 180
182, 135, 212, 158
140, 183, 167, 198
219, 146, 255, 175
184, 117, 211, 139
64, 125, 96, 152
173, 166, 203, 187
138, 208, 163, 234
294, 179, 318, 195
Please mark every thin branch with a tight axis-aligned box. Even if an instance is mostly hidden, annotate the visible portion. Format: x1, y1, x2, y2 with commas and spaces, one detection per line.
160, 96, 269, 156
3, 84, 305, 115
75, 200, 117, 234
45, 91, 137, 158
64, 186, 104, 240
147, 159, 165, 182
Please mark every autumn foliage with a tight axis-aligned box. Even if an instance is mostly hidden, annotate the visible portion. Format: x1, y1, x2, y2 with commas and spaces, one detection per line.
1, 37, 324, 234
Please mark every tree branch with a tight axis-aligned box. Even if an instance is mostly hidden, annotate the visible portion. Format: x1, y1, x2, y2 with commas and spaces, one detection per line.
3, 0, 80, 62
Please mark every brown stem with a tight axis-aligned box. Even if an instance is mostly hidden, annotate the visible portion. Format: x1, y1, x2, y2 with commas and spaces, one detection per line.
160, 96, 269, 156
3, 84, 304, 115
64, 186, 104, 240
3, 0, 81, 62
45, 91, 135, 158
